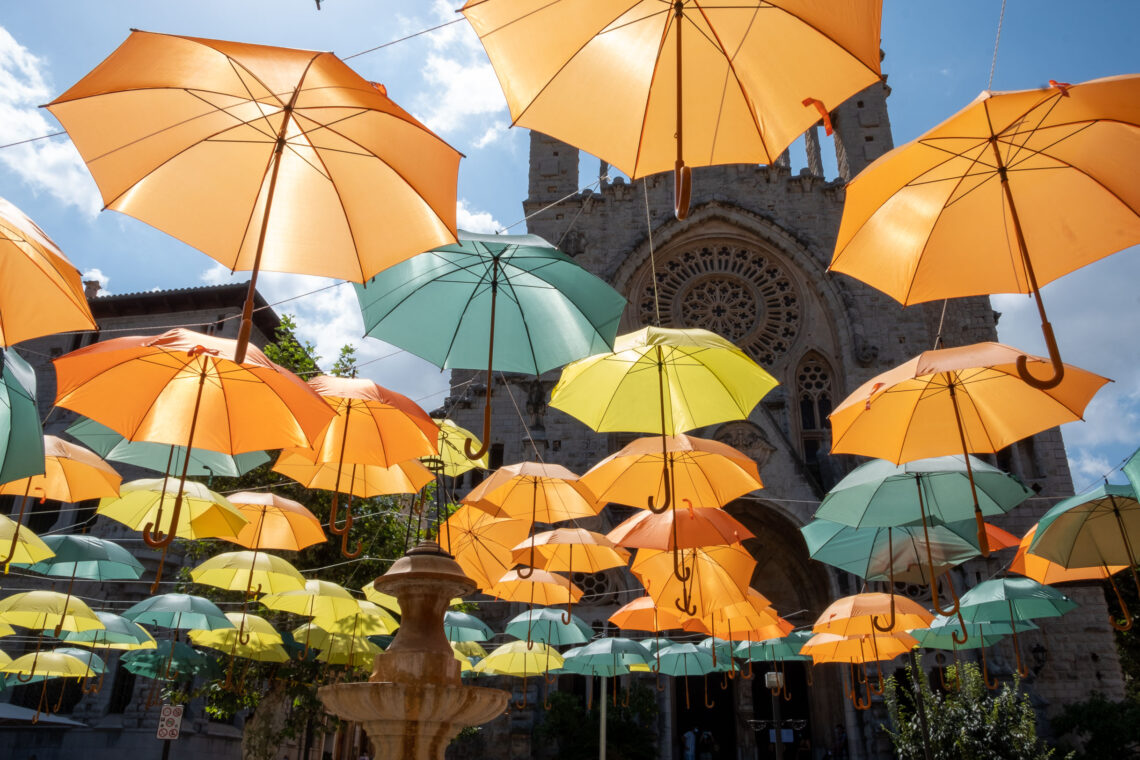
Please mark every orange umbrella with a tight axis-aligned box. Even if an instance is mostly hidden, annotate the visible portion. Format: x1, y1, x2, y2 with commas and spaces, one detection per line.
682, 597, 792, 643
485, 568, 583, 607
607, 504, 753, 551
0, 436, 121, 565
47, 30, 461, 362
631, 544, 755, 618
801, 630, 917, 710
829, 341, 1108, 552
439, 504, 530, 591
53, 328, 333, 555
510, 527, 628, 622
274, 450, 434, 496
461, 0, 882, 218
830, 76, 1140, 388
465, 462, 598, 522
812, 593, 933, 637
609, 595, 688, 633
0, 197, 95, 345
984, 523, 1020, 552
1011, 524, 1128, 586
219, 492, 325, 552
296, 375, 438, 557
582, 434, 762, 509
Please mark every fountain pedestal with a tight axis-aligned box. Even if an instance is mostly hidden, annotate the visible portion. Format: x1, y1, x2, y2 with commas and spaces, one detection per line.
318, 541, 508, 760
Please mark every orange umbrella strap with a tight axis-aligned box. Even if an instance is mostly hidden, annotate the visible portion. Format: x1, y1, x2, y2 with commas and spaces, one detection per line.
802, 98, 834, 135
466, 256, 498, 462
988, 138, 1064, 390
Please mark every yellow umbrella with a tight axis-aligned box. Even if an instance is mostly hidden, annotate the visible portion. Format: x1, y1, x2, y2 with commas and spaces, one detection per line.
439, 504, 531, 591
262, 579, 362, 623
292, 623, 381, 667
453, 640, 488, 659
462, 0, 883, 217
0, 590, 103, 634
829, 341, 1109, 551
0, 196, 96, 345
428, 419, 488, 477
0, 436, 121, 565
47, 30, 461, 362
316, 600, 399, 637
831, 75, 1140, 388
473, 640, 563, 676
0, 513, 53, 569
361, 582, 401, 614
189, 612, 287, 673
1, 649, 97, 722
190, 550, 306, 597
99, 478, 248, 542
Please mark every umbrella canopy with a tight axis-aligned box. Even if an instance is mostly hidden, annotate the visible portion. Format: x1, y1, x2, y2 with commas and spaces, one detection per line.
98, 478, 248, 542
121, 640, 215, 681
462, 0, 883, 217
735, 631, 813, 662
2, 650, 95, 679
486, 569, 583, 607
0, 514, 54, 567
800, 631, 917, 664
473, 640, 563, 677
510, 528, 629, 574
563, 637, 650, 676
51, 647, 105, 674
189, 612, 283, 652
583, 435, 763, 509
317, 601, 399, 637
453, 640, 488, 660
439, 504, 531, 591
191, 550, 306, 596
609, 595, 688, 633
56, 611, 156, 651
0, 591, 102, 633
684, 598, 792, 642
66, 417, 270, 478
1011, 524, 1128, 585
292, 623, 382, 667
465, 462, 598, 523
1029, 484, 1140, 568
957, 578, 1076, 624
631, 544, 755, 618
428, 419, 487, 477
219, 491, 325, 552
0, 435, 120, 502
655, 643, 715, 677
0, 348, 45, 485
814, 456, 1033, 528
505, 608, 594, 647
21, 535, 144, 581
609, 505, 754, 551
273, 450, 435, 497
813, 593, 933, 637
910, 617, 1030, 652
802, 519, 983, 585
444, 611, 494, 643
0, 196, 96, 345
262, 579, 362, 622
48, 30, 462, 361
122, 593, 234, 631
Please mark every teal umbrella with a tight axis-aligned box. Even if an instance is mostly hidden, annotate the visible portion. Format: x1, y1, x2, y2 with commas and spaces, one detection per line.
696, 637, 737, 672
443, 611, 493, 643
656, 642, 718, 709
813, 455, 1031, 624
56, 611, 156, 650
802, 518, 982, 584
735, 631, 813, 662
67, 417, 270, 479
21, 535, 144, 581
957, 577, 1075, 677
1125, 445, 1140, 493
505, 608, 593, 647
912, 617, 1035, 690
122, 593, 234, 631
121, 640, 217, 681
354, 230, 626, 457
0, 348, 45, 484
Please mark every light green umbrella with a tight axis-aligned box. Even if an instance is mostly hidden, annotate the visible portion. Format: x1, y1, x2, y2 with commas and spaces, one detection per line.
443, 611, 493, 643
735, 630, 813, 662
656, 642, 718, 709
56, 611, 156, 650
121, 640, 217, 681
67, 417, 270, 479
802, 519, 982, 584
696, 637, 737, 672
957, 577, 1075, 677
505, 608, 593, 647
0, 348, 45, 484
355, 230, 625, 458
21, 535, 144, 581
122, 593, 234, 631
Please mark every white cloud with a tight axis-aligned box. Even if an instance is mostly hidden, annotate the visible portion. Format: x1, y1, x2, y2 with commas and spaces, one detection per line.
0, 26, 99, 215
472, 120, 510, 149
456, 200, 501, 234
1068, 451, 1113, 489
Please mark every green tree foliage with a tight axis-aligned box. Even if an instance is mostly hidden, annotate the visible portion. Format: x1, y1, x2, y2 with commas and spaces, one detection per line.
882, 656, 1066, 760
1051, 692, 1140, 759
534, 684, 659, 760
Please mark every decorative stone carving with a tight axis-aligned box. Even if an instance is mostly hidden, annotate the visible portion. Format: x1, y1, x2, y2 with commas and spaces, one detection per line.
636, 242, 801, 366
713, 421, 776, 471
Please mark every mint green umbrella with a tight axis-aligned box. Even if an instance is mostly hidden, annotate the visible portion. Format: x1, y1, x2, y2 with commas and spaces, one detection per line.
21, 535, 144, 581
444, 611, 494, 643
656, 642, 718, 709
735, 630, 813, 662
802, 518, 981, 584
0, 348, 44, 484
505, 608, 593, 646
121, 640, 217, 681
67, 417, 269, 479
1125, 445, 1140, 493
1029, 483, 1140, 569
122, 593, 234, 631
355, 230, 625, 457
957, 577, 1074, 677
56, 611, 156, 650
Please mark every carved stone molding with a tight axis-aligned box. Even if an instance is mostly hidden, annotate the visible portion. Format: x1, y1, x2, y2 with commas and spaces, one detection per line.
713, 421, 776, 471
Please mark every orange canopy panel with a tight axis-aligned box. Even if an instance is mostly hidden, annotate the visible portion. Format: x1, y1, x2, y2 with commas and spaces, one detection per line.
273, 450, 434, 498
801, 631, 917, 664
1010, 524, 1128, 585
510, 528, 630, 574
461, 0, 883, 178
53, 328, 335, 455
0, 436, 121, 502
812, 593, 933, 636
829, 342, 1109, 463
47, 31, 460, 282
632, 544, 755, 618
985, 523, 1020, 552
0, 197, 96, 346
464, 461, 599, 523
609, 595, 688, 633
581, 434, 762, 509
485, 568, 583, 606
440, 504, 531, 591
219, 491, 326, 552
607, 505, 754, 550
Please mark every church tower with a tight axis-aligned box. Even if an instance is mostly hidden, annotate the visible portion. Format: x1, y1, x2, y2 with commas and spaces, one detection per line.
444, 78, 1123, 759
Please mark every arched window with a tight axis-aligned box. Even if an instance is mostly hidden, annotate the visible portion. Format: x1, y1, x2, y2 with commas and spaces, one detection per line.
796, 353, 834, 486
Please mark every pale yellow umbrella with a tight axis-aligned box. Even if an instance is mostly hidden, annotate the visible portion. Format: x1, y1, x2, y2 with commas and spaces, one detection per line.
262, 579, 361, 622
316, 600, 399, 637
190, 551, 305, 597
292, 623, 381, 668
427, 418, 488, 477
0, 514, 53, 570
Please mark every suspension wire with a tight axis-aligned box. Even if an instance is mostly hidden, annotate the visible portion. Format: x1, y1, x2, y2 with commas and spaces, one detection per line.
341, 18, 465, 61
933, 299, 949, 349
0, 131, 67, 151
987, 0, 1008, 90
642, 178, 661, 326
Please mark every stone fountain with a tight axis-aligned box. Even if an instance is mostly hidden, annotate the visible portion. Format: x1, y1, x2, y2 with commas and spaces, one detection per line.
318, 541, 508, 760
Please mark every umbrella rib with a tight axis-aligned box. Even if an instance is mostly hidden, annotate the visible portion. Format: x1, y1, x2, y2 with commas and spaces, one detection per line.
496, 271, 541, 375
1011, 137, 1140, 219
438, 256, 497, 370
631, 6, 675, 178
1000, 90, 1067, 169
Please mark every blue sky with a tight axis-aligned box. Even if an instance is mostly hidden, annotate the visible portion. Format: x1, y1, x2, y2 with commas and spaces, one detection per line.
0, 1, 1137, 493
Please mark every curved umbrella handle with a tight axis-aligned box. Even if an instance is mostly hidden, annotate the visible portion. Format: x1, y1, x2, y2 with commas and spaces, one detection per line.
647, 444, 673, 514
872, 594, 896, 633
869, 660, 885, 696
327, 492, 346, 536
142, 495, 179, 550
512, 677, 528, 708
340, 527, 362, 559
1107, 569, 1134, 631
1016, 321, 1065, 390
674, 162, 692, 221
979, 639, 1000, 690
805, 666, 813, 687
656, 672, 666, 692
622, 684, 631, 707
720, 670, 729, 690
943, 575, 968, 645
703, 674, 715, 709
464, 409, 491, 461
16, 642, 40, 683
742, 658, 754, 681
852, 677, 872, 711
930, 573, 960, 618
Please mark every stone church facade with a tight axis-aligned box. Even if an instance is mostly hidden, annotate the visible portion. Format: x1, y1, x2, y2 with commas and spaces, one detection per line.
444, 79, 1125, 759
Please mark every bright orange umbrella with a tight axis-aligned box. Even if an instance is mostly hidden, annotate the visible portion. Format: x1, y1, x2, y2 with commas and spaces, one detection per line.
1011, 524, 1129, 586
485, 568, 583, 607
54, 328, 332, 556
47, 30, 461, 362
274, 450, 434, 496
462, 0, 882, 218
802, 630, 917, 710
609, 595, 688, 633
294, 375, 438, 556
631, 544, 755, 618
510, 527, 628, 622
582, 434, 762, 509
831, 75, 1140, 388
219, 492, 325, 552
984, 523, 1020, 552
607, 504, 753, 551
0, 197, 95, 345
0, 436, 121, 565
829, 341, 1108, 552
465, 462, 598, 522
439, 504, 530, 591
682, 598, 792, 642
812, 593, 933, 637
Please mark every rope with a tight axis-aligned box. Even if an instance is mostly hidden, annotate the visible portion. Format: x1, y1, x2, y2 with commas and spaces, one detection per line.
341, 18, 465, 61
643, 178, 661, 326
0, 132, 67, 151
987, 0, 1008, 89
